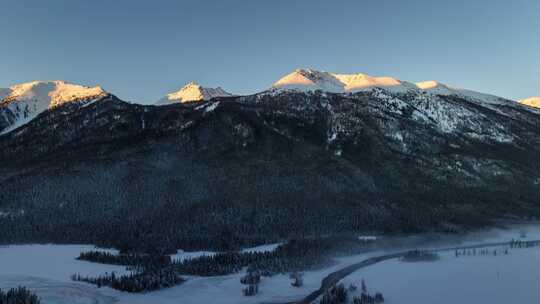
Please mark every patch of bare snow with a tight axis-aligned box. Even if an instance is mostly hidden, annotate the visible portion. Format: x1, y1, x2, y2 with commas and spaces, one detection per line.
204, 101, 220, 113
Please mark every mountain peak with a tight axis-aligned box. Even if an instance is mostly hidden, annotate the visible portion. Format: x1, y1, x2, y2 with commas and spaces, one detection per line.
272, 68, 413, 93
271, 69, 513, 106
0, 80, 107, 134
4, 80, 106, 106
156, 82, 233, 105
272, 69, 344, 93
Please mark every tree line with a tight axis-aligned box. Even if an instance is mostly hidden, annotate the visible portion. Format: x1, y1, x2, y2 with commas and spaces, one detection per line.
320, 280, 384, 304
73, 236, 375, 293
0, 286, 40, 304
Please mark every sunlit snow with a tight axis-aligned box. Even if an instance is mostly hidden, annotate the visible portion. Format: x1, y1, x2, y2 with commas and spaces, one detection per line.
0, 81, 106, 134
519, 96, 540, 108
155, 82, 233, 105
271, 68, 517, 107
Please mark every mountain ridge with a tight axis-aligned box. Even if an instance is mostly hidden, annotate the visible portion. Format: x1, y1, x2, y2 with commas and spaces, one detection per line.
1, 70, 534, 135
1, 85, 539, 252
270, 69, 515, 106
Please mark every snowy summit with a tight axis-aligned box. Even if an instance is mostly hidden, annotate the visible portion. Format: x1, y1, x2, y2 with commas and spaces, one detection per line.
271, 68, 416, 93
156, 82, 233, 105
519, 97, 540, 108
271, 68, 512, 105
0, 80, 107, 134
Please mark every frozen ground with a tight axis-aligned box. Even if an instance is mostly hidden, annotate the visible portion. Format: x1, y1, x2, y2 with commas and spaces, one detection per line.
339, 244, 540, 304
0, 245, 126, 282
0, 275, 116, 304
0, 225, 539, 304
0, 243, 293, 304
0, 245, 125, 304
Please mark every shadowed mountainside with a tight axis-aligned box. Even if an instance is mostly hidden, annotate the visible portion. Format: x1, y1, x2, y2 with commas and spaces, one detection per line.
1, 89, 539, 252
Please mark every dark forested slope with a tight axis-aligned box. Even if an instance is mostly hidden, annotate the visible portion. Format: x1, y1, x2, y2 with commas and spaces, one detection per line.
1, 89, 539, 252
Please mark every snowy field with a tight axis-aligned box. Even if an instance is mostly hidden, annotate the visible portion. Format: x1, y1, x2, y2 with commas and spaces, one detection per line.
0, 224, 539, 304
0, 245, 125, 304
0, 243, 301, 304
333, 224, 540, 304
340, 244, 540, 304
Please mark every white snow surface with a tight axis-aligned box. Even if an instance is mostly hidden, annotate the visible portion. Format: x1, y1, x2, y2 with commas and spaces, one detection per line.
0, 80, 106, 134
339, 245, 540, 304
272, 69, 514, 105
519, 96, 540, 108
0, 243, 287, 304
2, 227, 540, 304
240, 242, 284, 253
156, 82, 233, 105
0, 245, 126, 283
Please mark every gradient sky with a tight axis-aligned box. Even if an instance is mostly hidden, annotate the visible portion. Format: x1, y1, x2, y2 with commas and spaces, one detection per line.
1, 0, 539, 104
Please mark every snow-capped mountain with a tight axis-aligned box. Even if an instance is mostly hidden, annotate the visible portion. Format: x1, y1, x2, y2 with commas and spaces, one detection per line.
272, 68, 512, 105
156, 82, 233, 105
1, 73, 540, 253
271, 68, 419, 93
520, 97, 540, 108
0, 80, 106, 134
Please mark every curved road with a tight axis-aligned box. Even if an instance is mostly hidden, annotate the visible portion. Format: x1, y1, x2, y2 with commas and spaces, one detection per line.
270, 239, 536, 304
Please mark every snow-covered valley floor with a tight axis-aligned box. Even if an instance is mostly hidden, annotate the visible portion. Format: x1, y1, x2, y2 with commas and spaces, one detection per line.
339, 243, 540, 304
1, 224, 539, 304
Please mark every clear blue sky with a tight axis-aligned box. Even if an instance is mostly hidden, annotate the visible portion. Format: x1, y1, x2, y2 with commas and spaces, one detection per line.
1, 0, 539, 103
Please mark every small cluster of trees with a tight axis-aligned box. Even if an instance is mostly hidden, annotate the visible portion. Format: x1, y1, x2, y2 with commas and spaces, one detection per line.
240, 268, 261, 296
72, 267, 184, 293
240, 268, 261, 285
290, 271, 304, 287
353, 292, 384, 304
454, 247, 509, 258
320, 280, 384, 304
352, 280, 384, 304
77, 250, 171, 271
242, 284, 259, 296
452, 239, 539, 260
320, 283, 348, 304
510, 239, 540, 249
0, 286, 40, 304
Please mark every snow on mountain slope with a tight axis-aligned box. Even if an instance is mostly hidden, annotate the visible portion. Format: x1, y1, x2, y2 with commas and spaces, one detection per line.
415, 81, 455, 95
272, 69, 345, 93
271, 69, 415, 93
0, 80, 106, 134
272, 69, 513, 106
156, 82, 233, 105
519, 97, 540, 108
334, 73, 417, 93
416, 80, 512, 106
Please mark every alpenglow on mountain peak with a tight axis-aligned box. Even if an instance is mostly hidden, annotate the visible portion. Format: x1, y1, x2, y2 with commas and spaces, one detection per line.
270, 68, 512, 105
155, 82, 233, 105
271, 68, 416, 93
0, 80, 107, 134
